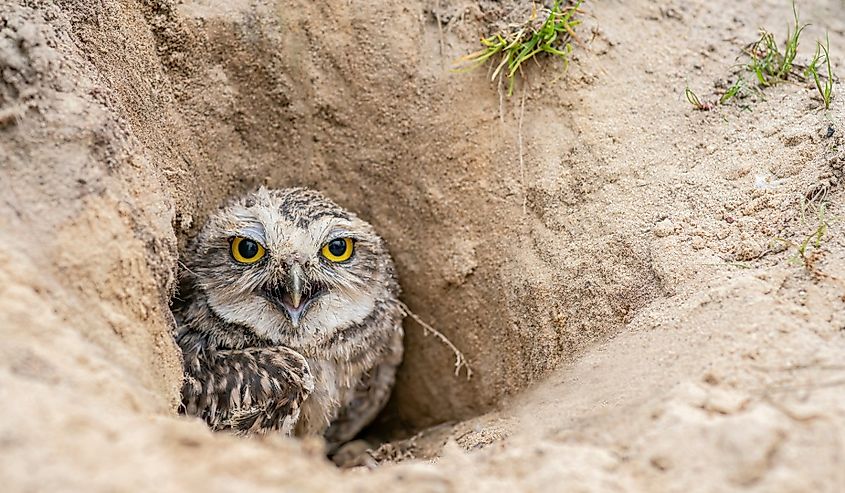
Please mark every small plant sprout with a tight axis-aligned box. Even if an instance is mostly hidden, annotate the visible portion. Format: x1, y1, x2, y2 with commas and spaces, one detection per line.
685, 86, 714, 111
685, 77, 746, 111
804, 34, 835, 110
456, 1, 582, 95
775, 196, 835, 273
790, 201, 829, 268
720, 77, 745, 104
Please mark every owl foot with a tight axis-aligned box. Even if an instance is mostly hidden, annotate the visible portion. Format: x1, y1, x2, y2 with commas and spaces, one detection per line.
180, 345, 314, 435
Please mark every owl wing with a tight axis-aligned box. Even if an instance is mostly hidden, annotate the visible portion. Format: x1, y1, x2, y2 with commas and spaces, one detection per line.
180, 345, 315, 435
324, 329, 404, 450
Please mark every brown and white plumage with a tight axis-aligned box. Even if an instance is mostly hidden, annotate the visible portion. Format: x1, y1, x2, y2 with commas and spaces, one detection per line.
173, 187, 404, 449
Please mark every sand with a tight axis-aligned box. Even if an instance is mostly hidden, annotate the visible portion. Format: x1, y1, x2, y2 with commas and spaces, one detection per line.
1, 0, 844, 491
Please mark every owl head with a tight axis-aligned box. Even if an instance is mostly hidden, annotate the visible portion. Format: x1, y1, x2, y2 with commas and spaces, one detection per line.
183, 187, 398, 350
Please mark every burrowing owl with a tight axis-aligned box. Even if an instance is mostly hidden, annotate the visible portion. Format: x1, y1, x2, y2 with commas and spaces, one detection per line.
173, 187, 404, 449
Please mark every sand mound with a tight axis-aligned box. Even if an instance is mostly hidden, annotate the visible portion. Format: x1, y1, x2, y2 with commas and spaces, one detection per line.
2, 0, 844, 491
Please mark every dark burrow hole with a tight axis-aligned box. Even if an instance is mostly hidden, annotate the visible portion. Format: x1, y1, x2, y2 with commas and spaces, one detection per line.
171, 191, 456, 467
167, 202, 665, 469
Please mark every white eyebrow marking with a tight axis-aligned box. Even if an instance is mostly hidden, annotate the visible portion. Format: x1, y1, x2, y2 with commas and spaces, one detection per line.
236, 223, 267, 246
312, 219, 334, 245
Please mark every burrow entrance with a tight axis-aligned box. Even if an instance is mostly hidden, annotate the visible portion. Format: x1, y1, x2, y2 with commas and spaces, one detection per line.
135, 0, 668, 461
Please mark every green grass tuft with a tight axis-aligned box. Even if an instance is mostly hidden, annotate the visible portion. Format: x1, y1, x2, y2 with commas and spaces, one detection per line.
804, 34, 835, 109
745, 3, 807, 86
687, 2, 837, 112
456, 1, 581, 96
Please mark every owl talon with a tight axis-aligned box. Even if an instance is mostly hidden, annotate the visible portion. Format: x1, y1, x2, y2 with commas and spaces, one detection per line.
179, 345, 314, 434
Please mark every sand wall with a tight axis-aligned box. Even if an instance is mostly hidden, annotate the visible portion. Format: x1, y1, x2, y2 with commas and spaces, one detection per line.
2, 0, 845, 491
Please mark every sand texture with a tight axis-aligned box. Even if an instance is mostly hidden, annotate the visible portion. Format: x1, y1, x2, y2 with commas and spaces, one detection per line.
1, 0, 844, 491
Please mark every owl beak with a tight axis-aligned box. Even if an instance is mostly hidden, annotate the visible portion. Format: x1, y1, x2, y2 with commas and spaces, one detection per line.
283, 262, 311, 328
288, 263, 305, 311
263, 262, 323, 328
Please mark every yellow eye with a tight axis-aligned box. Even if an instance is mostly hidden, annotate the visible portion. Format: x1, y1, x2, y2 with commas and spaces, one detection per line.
321, 238, 353, 262
231, 237, 265, 264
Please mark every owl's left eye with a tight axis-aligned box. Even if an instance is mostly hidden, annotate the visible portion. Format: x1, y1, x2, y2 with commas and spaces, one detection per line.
321, 238, 353, 262
231, 237, 266, 264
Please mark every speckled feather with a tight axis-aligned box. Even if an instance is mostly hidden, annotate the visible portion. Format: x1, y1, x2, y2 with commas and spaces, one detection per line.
173, 187, 404, 448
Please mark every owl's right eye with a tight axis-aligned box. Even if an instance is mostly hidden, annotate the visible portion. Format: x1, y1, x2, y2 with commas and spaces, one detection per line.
231, 237, 266, 264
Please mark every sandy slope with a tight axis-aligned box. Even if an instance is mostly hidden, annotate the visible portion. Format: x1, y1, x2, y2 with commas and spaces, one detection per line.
1, 0, 844, 491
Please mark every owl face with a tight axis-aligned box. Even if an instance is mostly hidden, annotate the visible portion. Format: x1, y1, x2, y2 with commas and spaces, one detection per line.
187, 188, 394, 349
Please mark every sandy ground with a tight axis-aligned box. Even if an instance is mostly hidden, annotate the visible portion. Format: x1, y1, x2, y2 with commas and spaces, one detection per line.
2, 0, 845, 491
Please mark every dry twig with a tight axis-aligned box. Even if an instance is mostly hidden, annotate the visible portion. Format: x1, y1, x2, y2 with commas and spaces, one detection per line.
399, 301, 473, 379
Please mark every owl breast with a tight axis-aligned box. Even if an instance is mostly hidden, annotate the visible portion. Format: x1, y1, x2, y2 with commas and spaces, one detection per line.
294, 298, 404, 444
295, 358, 344, 435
